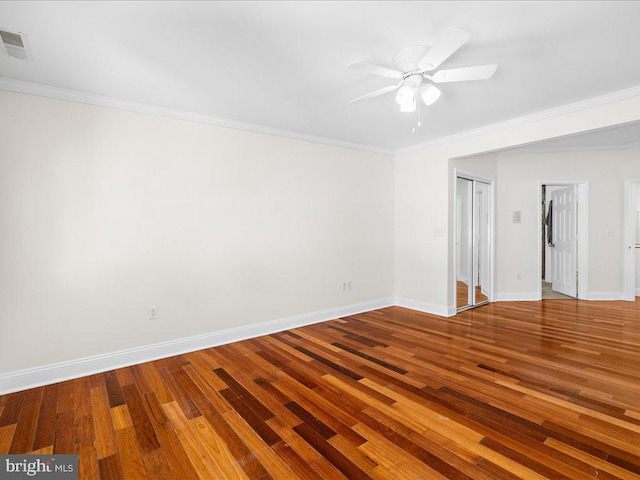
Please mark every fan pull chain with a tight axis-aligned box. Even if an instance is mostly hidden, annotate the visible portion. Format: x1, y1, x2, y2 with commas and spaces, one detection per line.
412, 90, 422, 133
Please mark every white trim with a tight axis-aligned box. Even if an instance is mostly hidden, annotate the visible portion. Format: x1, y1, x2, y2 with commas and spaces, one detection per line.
490, 177, 496, 305
577, 183, 589, 300
455, 169, 495, 184
623, 179, 640, 301
588, 292, 624, 301
0, 298, 393, 395
2, 77, 640, 157
453, 173, 461, 310
0, 77, 394, 156
495, 139, 640, 155
395, 85, 640, 155
636, 287, 640, 296
394, 297, 453, 317
495, 292, 540, 301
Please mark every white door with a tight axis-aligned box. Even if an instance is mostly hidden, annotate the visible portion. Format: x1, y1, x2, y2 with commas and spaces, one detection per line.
476, 184, 490, 300
623, 180, 639, 301
551, 185, 577, 297
474, 189, 482, 289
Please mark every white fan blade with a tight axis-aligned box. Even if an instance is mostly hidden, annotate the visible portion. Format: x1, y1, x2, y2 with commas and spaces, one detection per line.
432, 64, 497, 83
418, 28, 471, 71
348, 82, 402, 104
347, 61, 403, 79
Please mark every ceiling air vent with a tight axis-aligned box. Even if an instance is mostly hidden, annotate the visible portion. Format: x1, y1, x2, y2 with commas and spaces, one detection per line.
0, 29, 32, 60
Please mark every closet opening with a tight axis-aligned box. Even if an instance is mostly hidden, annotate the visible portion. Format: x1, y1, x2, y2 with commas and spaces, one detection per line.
455, 175, 492, 312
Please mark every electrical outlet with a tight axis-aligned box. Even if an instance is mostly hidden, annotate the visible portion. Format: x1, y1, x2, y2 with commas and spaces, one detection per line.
149, 306, 158, 320
342, 281, 352, 292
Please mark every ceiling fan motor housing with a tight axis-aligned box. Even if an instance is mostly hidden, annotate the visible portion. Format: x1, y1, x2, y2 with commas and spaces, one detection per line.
404, 74, 424, 87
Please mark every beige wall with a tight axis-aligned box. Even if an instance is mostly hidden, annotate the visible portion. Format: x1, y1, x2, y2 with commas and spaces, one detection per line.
394, 147, 450, 313
494, 147, 640, 298
0, 90, 394, 374
3, 85, 640, 380
452, 153, 497, 180
395, 93, 640, 313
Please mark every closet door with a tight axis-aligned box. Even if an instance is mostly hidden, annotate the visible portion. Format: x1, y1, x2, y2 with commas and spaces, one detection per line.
456, 178, 473, 309
473, 181, 490, 305
456, 177, 491, 312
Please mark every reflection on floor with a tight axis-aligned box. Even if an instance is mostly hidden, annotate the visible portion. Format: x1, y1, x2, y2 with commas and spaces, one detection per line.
456, 281, 488, 308
542, 281, 575, 299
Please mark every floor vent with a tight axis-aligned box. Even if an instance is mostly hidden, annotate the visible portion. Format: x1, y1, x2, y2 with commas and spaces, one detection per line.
0, 29, 32, 60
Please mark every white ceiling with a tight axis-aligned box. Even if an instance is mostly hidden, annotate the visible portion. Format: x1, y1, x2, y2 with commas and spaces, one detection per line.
1, 1, 640, 153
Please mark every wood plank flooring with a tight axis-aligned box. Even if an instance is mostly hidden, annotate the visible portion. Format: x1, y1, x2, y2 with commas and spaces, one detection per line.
1, 300, 640, 479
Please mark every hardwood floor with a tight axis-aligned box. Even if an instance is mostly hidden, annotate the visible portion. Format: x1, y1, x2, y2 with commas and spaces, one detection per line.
1, 300, 640, 479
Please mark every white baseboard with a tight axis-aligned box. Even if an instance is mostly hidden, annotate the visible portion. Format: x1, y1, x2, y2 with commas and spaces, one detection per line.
7, 289, 631, 394
0, 297, 393, 395
495, 292, 540, 301
588, 292, 624, 300
394, 297, 454, 317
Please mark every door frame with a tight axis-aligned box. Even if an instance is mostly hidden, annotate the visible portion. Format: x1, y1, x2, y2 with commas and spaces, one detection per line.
537, 181, 589, 300
454, 169, 495, 309
623, 178, 640, 301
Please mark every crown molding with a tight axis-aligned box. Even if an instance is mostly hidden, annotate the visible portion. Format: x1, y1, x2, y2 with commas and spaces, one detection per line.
395, 84, 640, 156
0, 77, 395, 156
495, 138, 640, 155
2, 76, 640, 157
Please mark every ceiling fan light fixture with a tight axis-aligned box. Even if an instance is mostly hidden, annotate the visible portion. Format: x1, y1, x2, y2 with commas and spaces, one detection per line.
396, 84, 416, 113
420, 83, 441, 106
346, 29, 497, 119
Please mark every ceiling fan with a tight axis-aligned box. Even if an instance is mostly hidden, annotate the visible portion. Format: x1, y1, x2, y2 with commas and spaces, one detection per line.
348, 28, 497, 113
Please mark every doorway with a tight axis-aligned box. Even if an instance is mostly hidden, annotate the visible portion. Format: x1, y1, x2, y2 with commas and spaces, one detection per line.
539, 182, 589, 300
623, 179, 640, 301
456, 175, 492, 311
